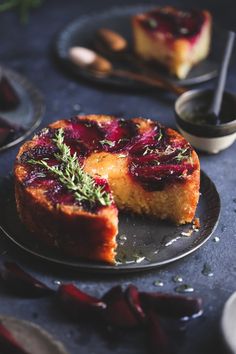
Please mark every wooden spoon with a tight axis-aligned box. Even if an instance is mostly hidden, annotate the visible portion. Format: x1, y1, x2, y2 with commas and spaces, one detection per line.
69, 47, 187, 95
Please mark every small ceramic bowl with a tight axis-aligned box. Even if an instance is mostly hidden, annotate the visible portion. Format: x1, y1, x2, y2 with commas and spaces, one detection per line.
175, 89, 236, 154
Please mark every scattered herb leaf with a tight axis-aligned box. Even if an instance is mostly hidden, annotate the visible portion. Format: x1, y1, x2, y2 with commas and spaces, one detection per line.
0, 0, 44, 23
156, 130, 163, 141
174, 148, 189, 162
117, 138, 130, 144
117, 154, 127, 158
143, 146, 153, 156
148, 18, 158, 29
99, 139, 115, 147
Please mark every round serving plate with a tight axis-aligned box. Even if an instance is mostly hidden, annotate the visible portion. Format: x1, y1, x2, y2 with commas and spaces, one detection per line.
0, 67, 45, 151
55, 4, 226, 88
0, 171, 220, 273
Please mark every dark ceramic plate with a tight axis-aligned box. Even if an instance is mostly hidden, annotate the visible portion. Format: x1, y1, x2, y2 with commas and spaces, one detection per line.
0, 67, 45, 151
55, 4, 225, 88
0, 171, 220, 273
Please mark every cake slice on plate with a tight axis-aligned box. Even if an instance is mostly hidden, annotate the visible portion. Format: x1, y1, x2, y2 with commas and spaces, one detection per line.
132, 6, 212, 79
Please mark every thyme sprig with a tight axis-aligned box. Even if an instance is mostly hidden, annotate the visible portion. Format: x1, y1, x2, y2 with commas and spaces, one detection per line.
28, 128, 112, 207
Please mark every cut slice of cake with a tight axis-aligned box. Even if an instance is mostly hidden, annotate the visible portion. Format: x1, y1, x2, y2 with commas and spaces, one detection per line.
14, 115, 200, 264
132, 6, 212, 79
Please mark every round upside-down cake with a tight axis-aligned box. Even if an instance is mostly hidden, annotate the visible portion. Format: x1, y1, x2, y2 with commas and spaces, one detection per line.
14, 115, 200, 264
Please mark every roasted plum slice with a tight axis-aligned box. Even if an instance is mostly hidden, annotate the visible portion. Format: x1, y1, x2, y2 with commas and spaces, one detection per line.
0, 127, 12, 146
0, 116, 16, 146
0, 75, 19, 111
141, 8, 205, 40
131, 145, 191, 166
45, 182, 77, 207
0, 322, 30, 354
102, 119, 137, 151
23, 171, 56, 188
68, 118, 104, 151
127, 131, 159, 156
33, 127, 58, 147
102, 285, 141, 328
58, 284, 106, 319
130, 163, 195, 191
146, 311, 169, 354
140, 292, 203, 319
0, 262, 54, 297
19, 145, 58, 164
125, 285, 146, 323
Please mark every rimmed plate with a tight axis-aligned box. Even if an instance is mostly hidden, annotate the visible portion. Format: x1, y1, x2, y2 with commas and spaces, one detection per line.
55, 4, 225, 88
0, 67, 45, 151
0, 171, 220, 273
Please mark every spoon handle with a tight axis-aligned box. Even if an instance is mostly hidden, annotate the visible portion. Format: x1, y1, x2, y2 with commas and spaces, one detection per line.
210, 31, 235, 119
112, 69, 187, 95
95, 43, 186, 95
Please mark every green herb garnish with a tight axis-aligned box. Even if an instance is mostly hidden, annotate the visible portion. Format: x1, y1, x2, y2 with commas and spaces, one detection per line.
99, 139, 115, 147
156, 130, 163, 141
148, 18, 158, 29
174, 147, 189, 162
0, 0, 44, 23
143, 146, 153, 156
117, 154, 127, 158
117, 138, 129, 144
28, 128, 112, 207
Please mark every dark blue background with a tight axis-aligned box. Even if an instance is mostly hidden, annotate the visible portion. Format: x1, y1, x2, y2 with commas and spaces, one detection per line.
0, 1, 236, 353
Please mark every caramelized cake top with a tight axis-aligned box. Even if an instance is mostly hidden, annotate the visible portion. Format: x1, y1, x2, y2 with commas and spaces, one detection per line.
136, 6, 208, 43
16, 115, 197, 213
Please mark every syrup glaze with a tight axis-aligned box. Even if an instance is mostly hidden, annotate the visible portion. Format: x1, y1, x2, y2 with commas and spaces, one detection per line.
140, 7, 206, 43
18, 117, 196, 212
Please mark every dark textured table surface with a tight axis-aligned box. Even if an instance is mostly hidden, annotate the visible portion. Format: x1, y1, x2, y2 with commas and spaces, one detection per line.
0, 1, 236, 353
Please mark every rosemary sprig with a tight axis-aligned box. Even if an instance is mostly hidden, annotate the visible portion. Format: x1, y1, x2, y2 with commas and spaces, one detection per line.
28, 128, 112, 207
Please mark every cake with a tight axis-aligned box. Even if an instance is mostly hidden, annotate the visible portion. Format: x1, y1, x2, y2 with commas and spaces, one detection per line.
14, 115, 200, 264
132, 6, 212, 79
